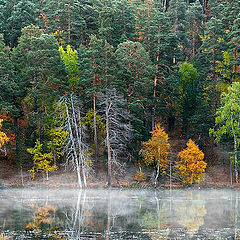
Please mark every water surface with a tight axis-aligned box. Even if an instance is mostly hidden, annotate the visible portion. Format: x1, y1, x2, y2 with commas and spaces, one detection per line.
0, 188, 239, 239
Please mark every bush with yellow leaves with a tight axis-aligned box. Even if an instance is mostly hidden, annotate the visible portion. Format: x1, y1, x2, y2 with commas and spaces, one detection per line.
140, 124, 170, 184
0, 119, 9, 149
176, 139, 207, 184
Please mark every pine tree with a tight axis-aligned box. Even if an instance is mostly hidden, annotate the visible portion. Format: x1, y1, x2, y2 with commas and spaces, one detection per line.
115, 41, 153, 143
168, 0, 189, 60
41, 0, 98, 48
0, 0, 37, 47
13, 25, 66, 142
187, 1, 204, 59
0, 34, 20, 117
78, 35, 116, 171
95, 0, 136, 47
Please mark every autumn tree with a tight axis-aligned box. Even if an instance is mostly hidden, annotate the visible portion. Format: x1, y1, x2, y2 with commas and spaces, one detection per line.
176, 139, 206, 184
59, 45, 81, 87
0, 119, 9, 155
140, 124, 170, 185
27, 140, 57, 180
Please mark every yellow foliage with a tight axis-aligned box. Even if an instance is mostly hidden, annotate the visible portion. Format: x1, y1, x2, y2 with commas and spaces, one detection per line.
28, 140, 57, 179
175, 193, 207, 237
140, 124, 170, 173
0, 119, 9, 148
176, 139, 207, 184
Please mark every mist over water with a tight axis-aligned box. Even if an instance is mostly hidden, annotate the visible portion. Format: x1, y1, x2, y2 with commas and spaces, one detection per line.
0, 188, 239, 239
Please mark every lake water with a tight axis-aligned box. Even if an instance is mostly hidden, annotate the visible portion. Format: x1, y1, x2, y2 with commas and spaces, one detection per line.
0, 188, 239, 239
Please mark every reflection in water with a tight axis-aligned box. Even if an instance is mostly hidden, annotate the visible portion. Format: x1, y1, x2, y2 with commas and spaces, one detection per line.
174, 193, 207, 237
0, 189, 240, 239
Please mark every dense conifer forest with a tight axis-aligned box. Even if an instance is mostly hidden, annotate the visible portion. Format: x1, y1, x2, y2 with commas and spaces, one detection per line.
0, 0, 239, 187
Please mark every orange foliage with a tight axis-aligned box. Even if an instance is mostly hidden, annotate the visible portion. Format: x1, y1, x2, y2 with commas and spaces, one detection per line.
140, 124, 169, 173
135, 170, 146, 182
26, 205, 56, 231
176, 139, 207, 184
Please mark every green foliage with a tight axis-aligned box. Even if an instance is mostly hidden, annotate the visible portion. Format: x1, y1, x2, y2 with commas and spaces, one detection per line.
210, 82, 240, 182
179, 62, 198, 92
210, 82, 240, 144
81, 109, 105, 138
0, 34, 21, 117
0, 0, 239, 185
13, 25, 66, 140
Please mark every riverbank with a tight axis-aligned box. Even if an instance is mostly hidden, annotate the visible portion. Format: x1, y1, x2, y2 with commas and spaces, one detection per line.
0, 161, 235, 189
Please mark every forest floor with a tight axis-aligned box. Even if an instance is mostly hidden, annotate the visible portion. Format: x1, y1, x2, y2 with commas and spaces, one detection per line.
0, 160, 236, 189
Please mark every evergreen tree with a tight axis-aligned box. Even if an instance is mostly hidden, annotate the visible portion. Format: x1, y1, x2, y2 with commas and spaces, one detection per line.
0, 34, 19, 117
0, 0, 37, 47
41, 0, 98, 48
13, 25, 66, 142
230, 12, 240, 82
187, 1, 204, 59
115, 41, 153, 145
168, 0, 189, 60
78, 35, 116, 170
95, 0, 136, 47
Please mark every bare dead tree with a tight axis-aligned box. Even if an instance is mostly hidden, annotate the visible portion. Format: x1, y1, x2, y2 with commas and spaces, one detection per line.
57, 94, 93, 188
99, 89, 132, 187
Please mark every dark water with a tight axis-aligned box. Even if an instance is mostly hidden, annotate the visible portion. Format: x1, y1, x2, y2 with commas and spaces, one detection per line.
0, 188, 239, 239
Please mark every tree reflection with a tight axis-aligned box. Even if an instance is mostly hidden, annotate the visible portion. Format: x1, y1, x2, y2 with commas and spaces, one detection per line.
26, 205, 62, 239
0, 233, 7, 240
141, 193, 169, 239
174, 193, 206, 238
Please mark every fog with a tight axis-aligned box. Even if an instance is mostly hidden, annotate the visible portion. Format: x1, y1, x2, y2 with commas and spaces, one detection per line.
0, 188, 239, 239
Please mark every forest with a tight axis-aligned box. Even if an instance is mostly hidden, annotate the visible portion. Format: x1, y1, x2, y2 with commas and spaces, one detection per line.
0, 0, 239, 187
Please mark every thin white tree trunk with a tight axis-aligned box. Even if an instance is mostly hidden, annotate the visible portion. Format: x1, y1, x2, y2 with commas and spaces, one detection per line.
93, 94, 98, 173
70, 96, 87, 187
155, 165, 160, 186
231, 110, 238, 183
65, 102, 82, 189
106, 102, 112, 187
21, 165, 24, 187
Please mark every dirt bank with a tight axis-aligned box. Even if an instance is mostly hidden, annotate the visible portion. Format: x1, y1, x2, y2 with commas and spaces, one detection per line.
0, 161, 236, 189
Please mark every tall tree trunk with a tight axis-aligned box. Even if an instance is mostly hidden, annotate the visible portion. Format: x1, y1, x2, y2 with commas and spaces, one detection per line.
68, 1, 71, 44
65, 103, 82, 188
93, 93, 99, 174
231, 109, 238, 183
106, 102, 111, 187
233, 134, 238, 183
152, 27, 160, 130
70, 95, 87, 187
40, 91, 45, 140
